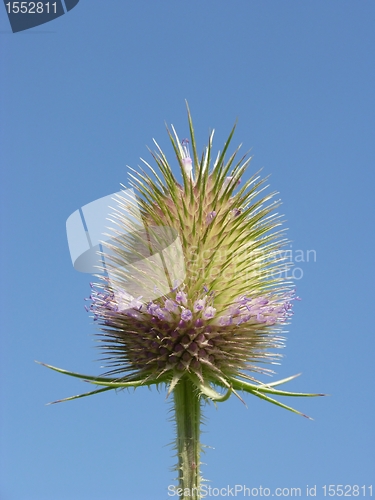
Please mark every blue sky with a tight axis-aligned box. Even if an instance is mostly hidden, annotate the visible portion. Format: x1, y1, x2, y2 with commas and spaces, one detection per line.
1, 2, 374, 499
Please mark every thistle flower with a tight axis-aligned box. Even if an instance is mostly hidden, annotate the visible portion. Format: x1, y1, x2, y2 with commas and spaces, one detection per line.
40, 104, 323, 500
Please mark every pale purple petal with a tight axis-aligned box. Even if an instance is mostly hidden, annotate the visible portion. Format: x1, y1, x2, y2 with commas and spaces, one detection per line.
218, 315, 232, 326
181, 309, 193, 322
202, 306, 216, 320
176, 291, 188, 306
228, 305, 241, 316
154, 307, 172, 322
147, 302, 159, 315
194, 299, 206, 312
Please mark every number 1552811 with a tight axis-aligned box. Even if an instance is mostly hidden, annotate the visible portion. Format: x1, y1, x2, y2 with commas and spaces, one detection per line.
5, 2, 58, 14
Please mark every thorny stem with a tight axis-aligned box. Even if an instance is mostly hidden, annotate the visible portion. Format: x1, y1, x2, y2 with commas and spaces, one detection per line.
173, 376, 202, 500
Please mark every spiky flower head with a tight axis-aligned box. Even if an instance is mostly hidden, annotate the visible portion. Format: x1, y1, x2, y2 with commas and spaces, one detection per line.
41, 106, 322, 418
86, 108, 299, 402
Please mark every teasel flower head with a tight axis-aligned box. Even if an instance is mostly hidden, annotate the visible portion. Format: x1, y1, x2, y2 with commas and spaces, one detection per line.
86, 111, 300, 398
40, 104, 324, 499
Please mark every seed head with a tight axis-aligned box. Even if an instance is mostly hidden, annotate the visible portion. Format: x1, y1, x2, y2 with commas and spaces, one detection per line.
87, 110, 297, 397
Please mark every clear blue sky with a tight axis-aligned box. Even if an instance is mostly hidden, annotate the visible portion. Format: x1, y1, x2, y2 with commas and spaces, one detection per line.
1, 2, 374, 499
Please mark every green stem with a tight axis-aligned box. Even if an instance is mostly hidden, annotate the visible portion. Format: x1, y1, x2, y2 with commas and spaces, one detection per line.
173, 375, 202, 500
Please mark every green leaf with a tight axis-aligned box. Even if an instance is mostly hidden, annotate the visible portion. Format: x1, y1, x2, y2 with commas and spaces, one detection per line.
36, 362, 124, 383
47, 386, 116, 405
36, 361, 161, 388
231, 376, 325, 398
249, 389, 313, 420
